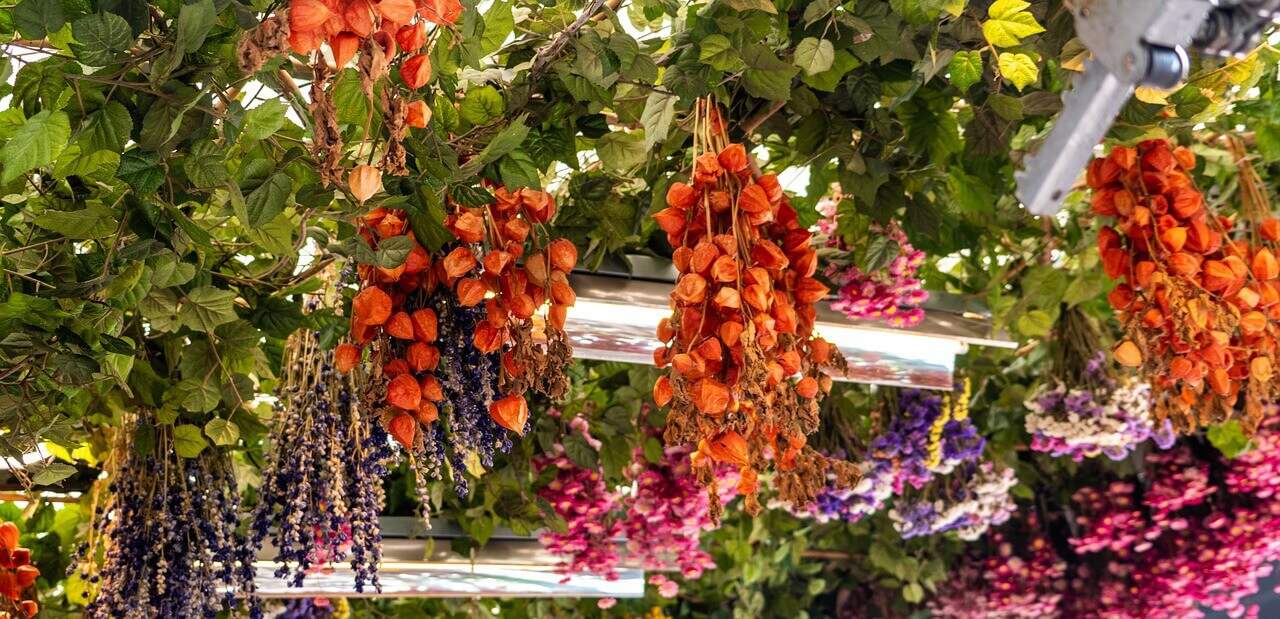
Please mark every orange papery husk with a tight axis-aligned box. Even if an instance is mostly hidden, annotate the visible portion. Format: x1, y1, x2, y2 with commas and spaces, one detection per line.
455, 278, 487, 307
406, 100, 431, 128
691, 241, 719, 274
349, 164, 383, 203
654, 207, 687, 236
404, 244, 431, 274
399, 53, 433, 89
548, 239, 578, 272
548, 303, 568, 330
383, 358, 411, 377
443, 247, 478, 279
520, 188, 556, 222
693, 153, 723, 186
1114, 340, 1143, 368
653, 375, 674, 407
342, 1, 375, 37
490, 394, 529, 434
334, 343, 362, 373
667, 181, 698, 209
291, 0, 334, 33
377, 0, 416, 23
330, 32, 360, 68
414, 401, 439, 425
473, 321, 504, 353
550, 273, 576, 306
385, 311, 414, 340
1251, 356, 1273, 382
388, 413, 417, 448
796, 376, 820, 399
386, 373, 422, 410
353, 286, 393, 325
706, 431, 749, 467
693, 378, 731, 416
396, 21, 427, 51
671, 353, 705, 379
449, 210, 486, 243
751, 239, 789, 270
1253, 249, 1279, 281
421, 374, 445, 401
411, 308, 438, 342
1262, 218, 1280, 242
674, 273, 708, 305
738, 184, 771, 214
405, 342, 440, 373
717, 144, 751, 175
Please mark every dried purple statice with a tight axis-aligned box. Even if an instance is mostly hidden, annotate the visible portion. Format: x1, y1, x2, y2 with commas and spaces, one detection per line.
250, 327, 395, 595
74, 419, 258, 619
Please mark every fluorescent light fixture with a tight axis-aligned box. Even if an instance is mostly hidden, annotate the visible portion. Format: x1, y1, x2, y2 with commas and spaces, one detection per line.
562, 273, 1015, 390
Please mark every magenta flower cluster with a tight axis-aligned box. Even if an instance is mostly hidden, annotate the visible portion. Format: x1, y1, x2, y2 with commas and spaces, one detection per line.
535, 416, 733, 597
816, 198, 928, 328
929, 515, 1066, 618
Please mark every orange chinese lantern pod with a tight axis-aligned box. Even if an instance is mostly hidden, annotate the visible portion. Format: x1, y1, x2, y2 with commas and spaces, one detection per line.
717, 143, 751, 175
442, 247, 477, 279
449, 210, 486, 243
1253, 249, 1279, 281
489, 394, 529, 434
405, 100, 432, 128
399, 53, 433, 89
1251, 356, 1274, 382
666, 182, 698, 209
386, 374, 422, 410
1262, 218, 1280, 242
349, 164, 383, 203
405, 342, 440, 372
692, 378, 731, 416
334, 343, 362, 373
330, 31, 360, 68
414, 401, 439, 425
653, 375, 674, 407
352, 286, 393, 326
795, 376, 819, 399
410, 308, 437, 342
1114, 340, 1143, 368
454, 278, 487, 307
420, 374, 445, 401
388, 413, 417, 448
386, 311, 415, 339
396, 21, 427, 51
706, 431, 749, 467
0, 522, 18, 551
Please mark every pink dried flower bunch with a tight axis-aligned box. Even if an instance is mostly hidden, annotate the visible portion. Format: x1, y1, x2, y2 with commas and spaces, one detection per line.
534, 416, 623, 580
929, 515, 1067, 619
816, 197, 928, 328
623, 444, 720, 590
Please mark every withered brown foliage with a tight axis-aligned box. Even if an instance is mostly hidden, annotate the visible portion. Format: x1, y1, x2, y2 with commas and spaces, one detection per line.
308, 62, 344, 187
236, 14, 289, 75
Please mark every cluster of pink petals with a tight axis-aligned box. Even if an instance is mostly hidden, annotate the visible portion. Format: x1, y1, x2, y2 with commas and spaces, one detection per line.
535, 415, 622, 580
622, 445, 719, 590
929, 516, 1066, 618
816, 199, 928, 328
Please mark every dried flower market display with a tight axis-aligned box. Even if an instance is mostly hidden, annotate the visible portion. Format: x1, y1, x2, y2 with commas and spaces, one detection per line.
5, 0, 1280, 617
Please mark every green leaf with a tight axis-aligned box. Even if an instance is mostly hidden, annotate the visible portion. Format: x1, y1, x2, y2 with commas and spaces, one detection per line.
983, 0, 1044, 48
179, 286, 240, 332
184, 140, 229, 188
459, 85, 505, 125
35, 202, 116, 239
562, 432, 598, 469
1208, 420, 1252, 458
118, 150, 165, 194
376, 234, 414, 268
244, 172, 292, 228
891, 0, 946, 24
596, 130, 647, 171
71, 12, 134, 66
53, 144, 119, 180
15, 0, 65, 39
13, 59, 70, 116
497, 150, 541, 189
29, 462, 77, 486
241, 99, 288, 142
147, 253, 196, 287
172, 424, 209, 458
1016, 309, 1054, 338
801, 49, 859, 92
947, 50, 983, 92
902, 582, 925, 603
204, 418, 240, 446
462, 115, 528, 176
988, 92, 1024, 120
640, 91, 676, 149
997, 51, 1039, 90
85, 101, 133, 152
2, 110, 71, 183
794, 38, 835, 76
699, 34, 743, 72
175, 0, 217, 55
742, 45, 799, 101
723, 0, 777, 13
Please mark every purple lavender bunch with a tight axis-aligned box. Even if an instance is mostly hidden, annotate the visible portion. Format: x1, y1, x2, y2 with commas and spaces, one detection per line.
889, 462, 1017, 540
78, 423, 258, 619
876, 389, 984, 491
250, 328, 395, 596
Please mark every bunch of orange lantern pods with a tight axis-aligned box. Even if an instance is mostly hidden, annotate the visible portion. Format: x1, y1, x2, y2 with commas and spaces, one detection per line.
652, 99, 857, 517
1092, 139, 1280, 436
0, 521, 38, 618
337, 184, 576, 495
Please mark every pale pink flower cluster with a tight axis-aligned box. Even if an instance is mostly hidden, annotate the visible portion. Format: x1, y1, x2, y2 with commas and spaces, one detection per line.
535, 417, 623, 580
815, 198, 928, 328
622, 445, 719, 593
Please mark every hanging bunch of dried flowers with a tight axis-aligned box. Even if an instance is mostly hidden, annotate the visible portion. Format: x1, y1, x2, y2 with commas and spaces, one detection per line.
652, 98, 858, 516
0, 520, 38, 619
1091, 138, 1280, 436
239, 0, 458, 190
338, 184, 575, 498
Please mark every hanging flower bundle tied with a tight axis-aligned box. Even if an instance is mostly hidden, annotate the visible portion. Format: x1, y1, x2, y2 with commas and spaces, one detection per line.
250, 287, 395, 593
652, 99, 856, 515
339, 185, 575, 498
0, 521, 38, 619
1091, 139, 1280, 435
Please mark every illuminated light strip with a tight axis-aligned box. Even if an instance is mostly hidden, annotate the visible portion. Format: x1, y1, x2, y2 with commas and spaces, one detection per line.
250, 561, 644, 598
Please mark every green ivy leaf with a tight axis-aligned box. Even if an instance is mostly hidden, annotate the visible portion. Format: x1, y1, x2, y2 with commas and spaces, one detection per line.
29, 461, 77, 486
1207, 420, 1252, 458
947, 50, 983, 92
459, 85, 505, 125
175, 0, 217, 55
14, 0, 65, 39
179, 286, 240, 332
1016, 309, 1054, 338
983, 0, 1044, 48
173, 424, 209, 458
376, 234, 414, 268
801, 50, 860, 92
243, 172, 292, 228
2, 109, 71, 183
204, 418, 240, 446
241, 99, 288, 142
997, 51, 1039, 90
85, 101, 133, 152
71, 12, 134, 67
596, 130, 647, 171
699, 34, 743, 72
34, 202, 116, 239
742, 45, 799, 101
794, 38, 835, 76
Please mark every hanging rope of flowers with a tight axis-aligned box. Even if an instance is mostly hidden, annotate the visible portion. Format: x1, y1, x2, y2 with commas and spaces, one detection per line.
249, 284, 395, 592
1024, 307, 1174, 461
72, 418, 259, 619
652, 98, 856, 516
341, 184, 575, 500
1091, 138, 1279, 435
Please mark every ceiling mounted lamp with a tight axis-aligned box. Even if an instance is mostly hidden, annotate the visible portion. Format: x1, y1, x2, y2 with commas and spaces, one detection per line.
254, 518, 644, 599
561, 259, 1016, 390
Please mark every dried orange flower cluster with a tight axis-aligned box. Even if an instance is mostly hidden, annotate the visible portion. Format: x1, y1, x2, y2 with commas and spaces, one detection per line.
338, 184, 575, 449
652, 100, 856, 517
0, 521, 39, 618
1092, 139, 1280, 435
242, 0, 459, 189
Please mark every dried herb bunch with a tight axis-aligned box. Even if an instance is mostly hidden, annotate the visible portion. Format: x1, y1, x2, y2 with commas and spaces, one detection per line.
1091, 139, 1280, 436
249, 304, 394, 592
73, 418, 258, 619
652, 99, 857, 516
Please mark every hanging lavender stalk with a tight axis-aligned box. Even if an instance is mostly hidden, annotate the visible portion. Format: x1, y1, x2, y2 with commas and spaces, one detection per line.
249, 327, 395, 595
74, 420, 258, 619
